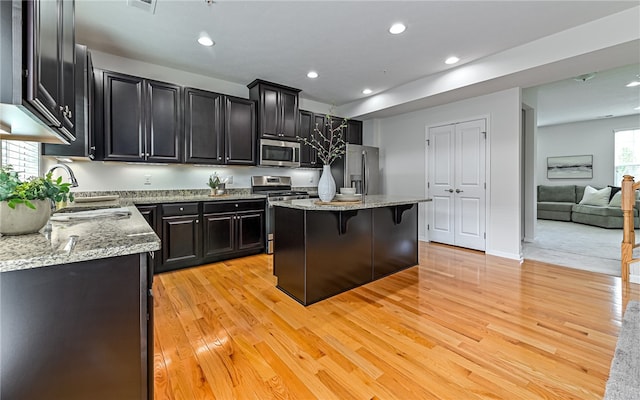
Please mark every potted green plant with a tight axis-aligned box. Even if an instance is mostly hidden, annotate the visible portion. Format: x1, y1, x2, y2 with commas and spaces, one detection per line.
207, 173, 226, 196
0, 166, 74, 235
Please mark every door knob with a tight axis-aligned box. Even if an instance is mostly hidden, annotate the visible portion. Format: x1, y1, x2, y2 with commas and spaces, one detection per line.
456, 189, 464, 193
445, 189, 453, 193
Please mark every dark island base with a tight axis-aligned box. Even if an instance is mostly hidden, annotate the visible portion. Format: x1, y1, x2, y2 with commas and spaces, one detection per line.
274, 204, 418, 305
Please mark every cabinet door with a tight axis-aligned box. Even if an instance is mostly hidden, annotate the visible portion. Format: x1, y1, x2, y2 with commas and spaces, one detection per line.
279, 88, 299, 139
59, 0, 75, 136
184, 88, 224, 164
311, 113, 325, 165
160, 215, 200, 272
237, 211, 264, 251
346, 120, 363, 145
26, 0, 61, 127
299, 110, 314, 166
202, 212, 235, 257
103, 71, 145, 161
259, 85, 280, 138
225, 96, 256, 165
146, 80, 182, 163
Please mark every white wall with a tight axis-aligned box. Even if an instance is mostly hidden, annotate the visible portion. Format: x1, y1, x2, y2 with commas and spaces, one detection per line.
371, 87, 522, 259
90, 50, 333, 115
537, 114, 640, 187
42, 158, 318, 191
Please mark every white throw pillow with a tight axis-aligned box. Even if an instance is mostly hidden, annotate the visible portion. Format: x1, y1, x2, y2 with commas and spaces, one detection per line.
579, 185, 611, 206
608, 191, 622, 207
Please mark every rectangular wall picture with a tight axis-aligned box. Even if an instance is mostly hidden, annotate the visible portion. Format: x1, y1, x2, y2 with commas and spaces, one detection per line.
547, 155, 593, 179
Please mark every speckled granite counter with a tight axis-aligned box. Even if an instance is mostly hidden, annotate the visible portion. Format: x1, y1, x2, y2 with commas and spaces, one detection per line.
126, 193, 266, 205
0, 206, 160, 273
270, 195, 430, 211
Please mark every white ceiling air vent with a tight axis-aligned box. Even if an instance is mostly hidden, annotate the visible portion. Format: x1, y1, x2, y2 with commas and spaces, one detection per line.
127, 0, 158, 14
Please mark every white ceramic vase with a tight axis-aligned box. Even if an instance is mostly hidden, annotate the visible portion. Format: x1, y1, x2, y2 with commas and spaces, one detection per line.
0, 199, 51, 235
318, 164, 336, 202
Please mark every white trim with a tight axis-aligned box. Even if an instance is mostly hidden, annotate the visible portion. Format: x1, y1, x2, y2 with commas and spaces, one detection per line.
486, 250, 522, 261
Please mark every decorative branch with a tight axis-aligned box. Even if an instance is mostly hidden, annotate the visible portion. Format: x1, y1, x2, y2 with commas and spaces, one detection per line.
297, 115, 348, 165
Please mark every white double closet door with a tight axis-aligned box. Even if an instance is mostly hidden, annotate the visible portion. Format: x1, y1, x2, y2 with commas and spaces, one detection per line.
428, 119, 486, 251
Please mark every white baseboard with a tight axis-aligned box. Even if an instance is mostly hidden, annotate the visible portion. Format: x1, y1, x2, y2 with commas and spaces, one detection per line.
419, 235, 428, 242
630, 274, 640, 284
486, 249, 522, 261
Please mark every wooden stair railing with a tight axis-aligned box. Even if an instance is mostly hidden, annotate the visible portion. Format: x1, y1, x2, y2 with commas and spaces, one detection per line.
621, 175, 640, 283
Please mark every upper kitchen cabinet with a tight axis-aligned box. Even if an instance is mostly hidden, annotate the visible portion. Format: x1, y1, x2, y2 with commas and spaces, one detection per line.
42, 44, 95, 159
299, 110, 325, 167
248, 79, 300, 140
225, 96, 256, 165
345, 119, 363, 145
184, 88, 224, 164
26, 0, 75, 138
184, 89, 256, 165
96, 70, 182, 163
0, 0, 76, 143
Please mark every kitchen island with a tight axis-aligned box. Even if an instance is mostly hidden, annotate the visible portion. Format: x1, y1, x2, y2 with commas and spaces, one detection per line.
0, 206, 160, 400
272, 195, 430, 305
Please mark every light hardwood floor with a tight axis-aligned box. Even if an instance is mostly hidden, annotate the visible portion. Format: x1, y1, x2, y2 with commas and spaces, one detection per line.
153, 242, 640, 400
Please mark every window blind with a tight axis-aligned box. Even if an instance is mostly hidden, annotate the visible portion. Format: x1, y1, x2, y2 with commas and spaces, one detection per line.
1, 140, 40, 180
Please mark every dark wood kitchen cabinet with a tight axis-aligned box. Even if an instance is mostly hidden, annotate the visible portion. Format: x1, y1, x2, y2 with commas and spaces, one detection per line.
225, 96, 256, 164
248, 79, 300, 140
97, 70, 182, 163
202, 200, 265, 262
372, 205, 418, 279
0, 253, 152, 400
298, 110, 316, 167
42, 44, 95, 159
184, 89, 256, 165
184, 88, 224, 164
137, 204, 159, 272
26, 0, 75, 139
159, 202, 201, 272
345, 119, 363, 145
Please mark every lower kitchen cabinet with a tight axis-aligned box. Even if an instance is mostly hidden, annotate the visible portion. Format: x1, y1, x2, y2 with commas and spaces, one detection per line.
372, 204, 418, 279
160, 202, 201, 273
0, 253, 152, 400
137, 204, 159, 272
137, 199, 266, 273
202, 200, 265, 263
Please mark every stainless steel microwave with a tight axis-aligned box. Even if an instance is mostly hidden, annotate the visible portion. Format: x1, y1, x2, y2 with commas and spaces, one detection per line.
259, 139, 300, 167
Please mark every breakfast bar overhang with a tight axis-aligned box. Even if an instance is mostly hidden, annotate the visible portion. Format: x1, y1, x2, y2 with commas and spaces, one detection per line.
271, 196, 431, 305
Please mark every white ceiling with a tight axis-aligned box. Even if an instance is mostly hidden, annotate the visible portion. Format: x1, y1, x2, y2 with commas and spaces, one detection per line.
76, 0, 640, 125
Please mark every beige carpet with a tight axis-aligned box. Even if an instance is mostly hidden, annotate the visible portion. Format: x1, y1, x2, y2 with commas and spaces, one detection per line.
523, 219, 639, 277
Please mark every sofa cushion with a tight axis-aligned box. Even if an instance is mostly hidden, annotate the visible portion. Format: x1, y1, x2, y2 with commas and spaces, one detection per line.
538, 185, 576, 203
579, 186, 611, 206
609, 191, 622, 207
572, 204, 639, 217
608, 185, 621, 201
538, 202, 574, 212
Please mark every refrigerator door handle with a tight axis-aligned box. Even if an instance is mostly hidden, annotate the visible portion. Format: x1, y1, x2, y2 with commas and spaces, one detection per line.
362, 150, 368, 195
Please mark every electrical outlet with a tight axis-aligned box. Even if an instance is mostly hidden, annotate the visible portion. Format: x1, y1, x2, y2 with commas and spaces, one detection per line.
309, 176, 314, 183
226, 175, 233, 184
144, 175, 152, 185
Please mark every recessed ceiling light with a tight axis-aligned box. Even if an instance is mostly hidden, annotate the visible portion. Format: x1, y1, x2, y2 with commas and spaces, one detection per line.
626, 81, 640, 87
389, 23, 406, 35
197, 34, 214, 47
362, 89, 372, 95
307, 71, 318, 79
445, 56, 460, 65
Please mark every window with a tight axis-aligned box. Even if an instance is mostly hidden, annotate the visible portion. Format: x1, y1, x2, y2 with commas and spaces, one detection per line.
614, 128, 640, 185
1, 140, 40, 180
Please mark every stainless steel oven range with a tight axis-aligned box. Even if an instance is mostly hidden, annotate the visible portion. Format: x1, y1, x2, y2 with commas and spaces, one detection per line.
251, 176, 309, 254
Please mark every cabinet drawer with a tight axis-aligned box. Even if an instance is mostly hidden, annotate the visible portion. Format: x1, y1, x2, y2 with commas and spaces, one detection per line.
203, 200, 265, 214
162, 202, 199, 216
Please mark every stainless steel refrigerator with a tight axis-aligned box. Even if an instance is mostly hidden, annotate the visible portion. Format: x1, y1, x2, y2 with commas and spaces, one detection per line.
331, 144, 380, 195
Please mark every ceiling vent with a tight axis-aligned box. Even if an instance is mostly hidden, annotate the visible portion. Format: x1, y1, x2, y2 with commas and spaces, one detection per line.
127, 0, 157, 14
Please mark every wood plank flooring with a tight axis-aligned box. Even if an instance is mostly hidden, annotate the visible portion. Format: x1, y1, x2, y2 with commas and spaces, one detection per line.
153, 242, 640, 400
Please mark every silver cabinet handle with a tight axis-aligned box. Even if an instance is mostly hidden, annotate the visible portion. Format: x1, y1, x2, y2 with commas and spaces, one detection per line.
456, 189, 464, 193
195, 219, 199, 223
235, 204, 238, 207
179, 207, 184, 211
445, 189, 453, 193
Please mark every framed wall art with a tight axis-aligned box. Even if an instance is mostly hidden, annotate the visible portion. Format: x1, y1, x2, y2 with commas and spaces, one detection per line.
547, 155, 593, 179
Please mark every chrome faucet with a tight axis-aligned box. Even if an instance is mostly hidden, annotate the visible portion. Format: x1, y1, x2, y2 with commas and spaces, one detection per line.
47, 164, 79, 187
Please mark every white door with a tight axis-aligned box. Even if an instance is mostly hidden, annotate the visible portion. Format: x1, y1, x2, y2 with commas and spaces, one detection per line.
428, 119, 486, 251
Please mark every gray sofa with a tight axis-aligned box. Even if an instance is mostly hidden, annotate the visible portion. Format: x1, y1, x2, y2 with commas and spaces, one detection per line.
537, 185, 640, 228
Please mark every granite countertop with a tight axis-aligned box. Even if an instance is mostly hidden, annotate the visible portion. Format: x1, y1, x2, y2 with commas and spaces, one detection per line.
271, 195, 431, 211
0, 206, 160, 273
127, 193, 266, 205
